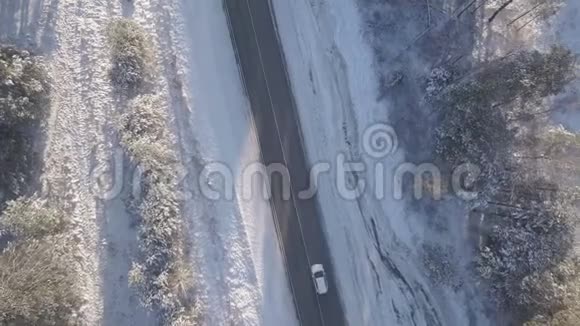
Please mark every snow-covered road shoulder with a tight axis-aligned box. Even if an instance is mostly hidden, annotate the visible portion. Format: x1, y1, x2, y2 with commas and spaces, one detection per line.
271, 0, 492, 325
173, 1, 299, 325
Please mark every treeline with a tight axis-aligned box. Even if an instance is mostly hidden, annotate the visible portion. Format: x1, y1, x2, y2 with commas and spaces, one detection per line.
431, 47, 580, 325
107, 18, 198, 325
0, 47, 82, 325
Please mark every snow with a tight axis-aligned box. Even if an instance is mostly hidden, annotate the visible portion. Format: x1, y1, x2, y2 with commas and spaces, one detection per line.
6, 0, 575, 323
173, 1, 299, 325
271, 0, 491, 325
1, 0, 298, 324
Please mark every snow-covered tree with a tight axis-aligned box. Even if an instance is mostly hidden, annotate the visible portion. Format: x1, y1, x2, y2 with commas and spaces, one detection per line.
107, 18, 153, 91
0, 47, 49, 202
0, 197, 67, 239
119, 94, 177, 172
0, 238, 79, 326
118, 94, 197, 325
477, 176, 579, 312
434, 47, 576, 192
432, 46, 579, 323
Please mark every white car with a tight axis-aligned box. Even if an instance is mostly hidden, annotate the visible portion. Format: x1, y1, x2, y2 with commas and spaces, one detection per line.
311, 264, 329, 295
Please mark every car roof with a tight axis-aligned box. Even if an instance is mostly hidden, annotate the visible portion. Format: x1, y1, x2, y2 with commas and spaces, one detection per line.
315, 275, 328, 292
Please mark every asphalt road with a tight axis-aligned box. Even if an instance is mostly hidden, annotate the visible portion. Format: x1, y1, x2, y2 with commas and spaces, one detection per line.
223, 1, 347, 325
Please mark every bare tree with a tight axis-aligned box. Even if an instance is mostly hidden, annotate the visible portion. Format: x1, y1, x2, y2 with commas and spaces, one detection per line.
488, 0, 514, 23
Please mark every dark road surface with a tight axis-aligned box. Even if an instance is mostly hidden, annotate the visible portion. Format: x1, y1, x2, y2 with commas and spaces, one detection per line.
223, 0, 347, 325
